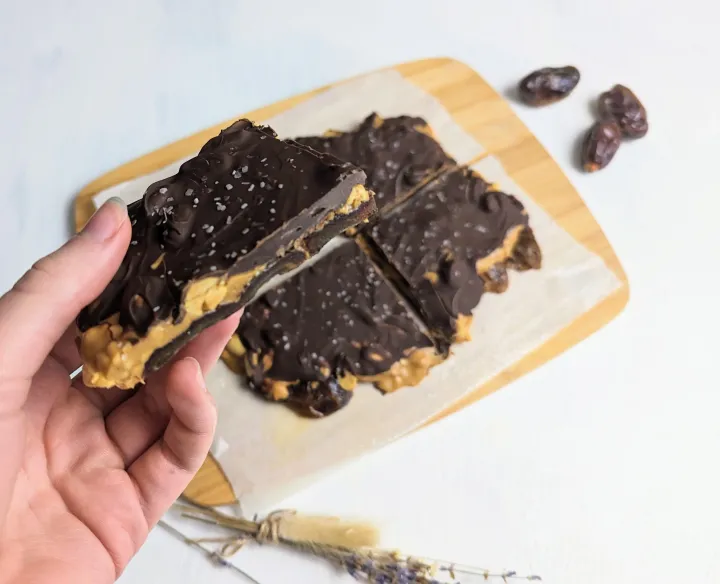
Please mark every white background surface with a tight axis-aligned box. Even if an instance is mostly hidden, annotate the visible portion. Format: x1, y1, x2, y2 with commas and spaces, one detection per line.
1, 1, 718, 583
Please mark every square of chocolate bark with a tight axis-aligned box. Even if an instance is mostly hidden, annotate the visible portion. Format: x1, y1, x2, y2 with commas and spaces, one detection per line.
295, 113, 454, 215
223, 241, 443, 417
363, 166, 541, 348
78, 119, 375, 389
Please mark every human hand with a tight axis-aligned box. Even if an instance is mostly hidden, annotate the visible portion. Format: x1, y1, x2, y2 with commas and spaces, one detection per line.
0, 198, 240, 584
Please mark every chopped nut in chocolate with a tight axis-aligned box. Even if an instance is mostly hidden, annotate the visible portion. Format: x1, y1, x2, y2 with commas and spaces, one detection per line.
296, 113, 455, 215
226, 242, 443, 417
581, 119, 622, 172
78, 118, 375, 389
518, 66, 581, 106
598, 84, 648, 139
364, 167, 542, 347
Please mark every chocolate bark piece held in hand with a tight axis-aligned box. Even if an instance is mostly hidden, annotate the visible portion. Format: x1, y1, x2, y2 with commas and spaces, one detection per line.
296, 113, 455, 215
364, 167, 542, 348
78, 119, 374, 389
225, 242, 442, 417
598, 84, 648, 139
581, 120, 622, 172
518, 66, 581, 106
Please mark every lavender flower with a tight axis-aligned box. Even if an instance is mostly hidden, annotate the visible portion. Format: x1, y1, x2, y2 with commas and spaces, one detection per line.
340, 550, 459, 584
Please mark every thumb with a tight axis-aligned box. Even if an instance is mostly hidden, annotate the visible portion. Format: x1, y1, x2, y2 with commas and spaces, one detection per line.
0, 197, 130, 388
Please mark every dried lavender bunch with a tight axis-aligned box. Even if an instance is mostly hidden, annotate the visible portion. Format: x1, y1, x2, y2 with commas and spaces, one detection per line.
175, 503, 542, 583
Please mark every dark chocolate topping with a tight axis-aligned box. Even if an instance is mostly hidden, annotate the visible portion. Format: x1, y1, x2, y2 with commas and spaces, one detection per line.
78, 119, 367, 336
238, 242, 434, 416
296, 113, 454, 213
366, 167, 534, 344
278, 378, 353, 418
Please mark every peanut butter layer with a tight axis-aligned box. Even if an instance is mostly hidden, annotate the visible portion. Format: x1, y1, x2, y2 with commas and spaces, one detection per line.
81, 266, 262, 389
359, 347, 445, 393
364, 166, 542, 348
228, 242, 442, 417
295, 113, 455, 215
77, 119, 374, 388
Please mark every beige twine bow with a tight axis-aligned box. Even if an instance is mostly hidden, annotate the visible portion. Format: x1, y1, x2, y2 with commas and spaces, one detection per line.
184, 509, 297, 558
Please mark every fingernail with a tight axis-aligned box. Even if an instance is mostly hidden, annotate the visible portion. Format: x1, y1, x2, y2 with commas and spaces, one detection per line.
186, 357, 207, 392
81, 197, 127, 242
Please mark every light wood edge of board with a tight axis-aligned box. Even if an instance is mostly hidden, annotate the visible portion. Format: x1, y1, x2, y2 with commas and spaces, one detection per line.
73, 57, 629, 507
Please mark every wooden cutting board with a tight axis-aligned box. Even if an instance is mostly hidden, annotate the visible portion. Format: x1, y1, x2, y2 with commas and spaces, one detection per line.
75, 57, 629, 507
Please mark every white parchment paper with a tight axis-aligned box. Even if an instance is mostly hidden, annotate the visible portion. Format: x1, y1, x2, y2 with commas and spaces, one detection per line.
92, 71, 620, 515
199, 155, 620, 514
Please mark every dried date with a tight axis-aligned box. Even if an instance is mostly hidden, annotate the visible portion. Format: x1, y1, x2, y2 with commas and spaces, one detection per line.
518, 66, 581, 106
581, 120, 622, 172
598, 84, 648, 138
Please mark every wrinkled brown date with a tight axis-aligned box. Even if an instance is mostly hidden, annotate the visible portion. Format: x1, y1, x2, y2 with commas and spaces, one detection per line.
581, 120, 622, 172
518, 66, 581, 106
598, 84, 648, 138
